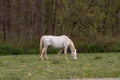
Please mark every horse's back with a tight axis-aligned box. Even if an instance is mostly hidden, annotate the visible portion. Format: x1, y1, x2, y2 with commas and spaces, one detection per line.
41, 35, 70, 48
41, 35, 71, 43
41, 35, 69, 40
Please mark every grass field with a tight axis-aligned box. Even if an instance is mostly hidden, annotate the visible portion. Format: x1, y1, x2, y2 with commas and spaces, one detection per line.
0, 53, 120, 80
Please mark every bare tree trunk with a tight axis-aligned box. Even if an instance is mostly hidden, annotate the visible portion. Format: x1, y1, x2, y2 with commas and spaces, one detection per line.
101, 0, 109, 36
111, 7, 119, 37
52, 0, 57, 35
36, 0, 43, 38
18, 0, 21, 42
3, 0, 6, 41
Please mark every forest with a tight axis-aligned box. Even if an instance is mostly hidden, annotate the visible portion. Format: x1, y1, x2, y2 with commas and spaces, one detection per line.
0, 0, 120, 54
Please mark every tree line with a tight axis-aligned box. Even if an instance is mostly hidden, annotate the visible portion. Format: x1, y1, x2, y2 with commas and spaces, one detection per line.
0, 0, 120, 53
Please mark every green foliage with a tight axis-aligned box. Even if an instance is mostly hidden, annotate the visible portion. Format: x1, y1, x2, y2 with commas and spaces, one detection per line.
0, 44, 25, 55
24, 41, 39, 55
47, 47, 58, 54
85, 44, 104, 53
0, 44, 13, 55
0, 43, 57, 55
12, 48, 25, 55
0, 43, 39, 55
77, 42, 104, 53
113, 41, 120, 52
100, 41, 120, 52
1, 39, 120, 55
26, 49, 39, 55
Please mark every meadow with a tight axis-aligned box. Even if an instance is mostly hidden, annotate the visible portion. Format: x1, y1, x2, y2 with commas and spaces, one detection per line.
0, 53, 120, 80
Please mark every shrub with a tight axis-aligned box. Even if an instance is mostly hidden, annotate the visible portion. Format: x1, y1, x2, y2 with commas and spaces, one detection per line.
0, 44, 25, 55
12, 48, 25, 55
113, 41, 120, 52
76, 42, 104, 53
86, 44, 104, 53
0, 45, 13, 55
47, 47, 58, 54
26, 49, 39, 54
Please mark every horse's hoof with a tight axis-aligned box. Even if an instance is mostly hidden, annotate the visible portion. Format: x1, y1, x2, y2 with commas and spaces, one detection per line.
46, 58, 49, 60
40, 57, 43, 61
66, 58, 69, 61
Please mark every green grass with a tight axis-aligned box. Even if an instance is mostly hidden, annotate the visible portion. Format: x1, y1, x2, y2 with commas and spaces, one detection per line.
0, 53, 120, 80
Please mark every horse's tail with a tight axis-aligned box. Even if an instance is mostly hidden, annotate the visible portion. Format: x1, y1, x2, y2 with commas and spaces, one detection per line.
40, 36, 44, 52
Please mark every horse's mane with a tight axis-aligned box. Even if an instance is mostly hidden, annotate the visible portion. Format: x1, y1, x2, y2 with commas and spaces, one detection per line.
61, 35, 75, 50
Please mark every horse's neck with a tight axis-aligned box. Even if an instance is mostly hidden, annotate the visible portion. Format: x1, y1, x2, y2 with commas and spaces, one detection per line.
61, 35, 75, 52
69, 41, 75, 52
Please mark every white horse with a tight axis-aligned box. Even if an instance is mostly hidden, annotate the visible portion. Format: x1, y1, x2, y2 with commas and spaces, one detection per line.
40, 35, 77, 60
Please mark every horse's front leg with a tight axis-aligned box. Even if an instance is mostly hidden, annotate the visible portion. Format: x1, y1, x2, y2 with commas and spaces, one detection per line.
64, 48, 69, 60
40, 48, 46, 60
56, 49, 63, 59
44, 48, 49, 60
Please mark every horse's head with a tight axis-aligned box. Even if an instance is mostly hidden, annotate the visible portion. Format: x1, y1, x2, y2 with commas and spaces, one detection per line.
71, 49, 77, 60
